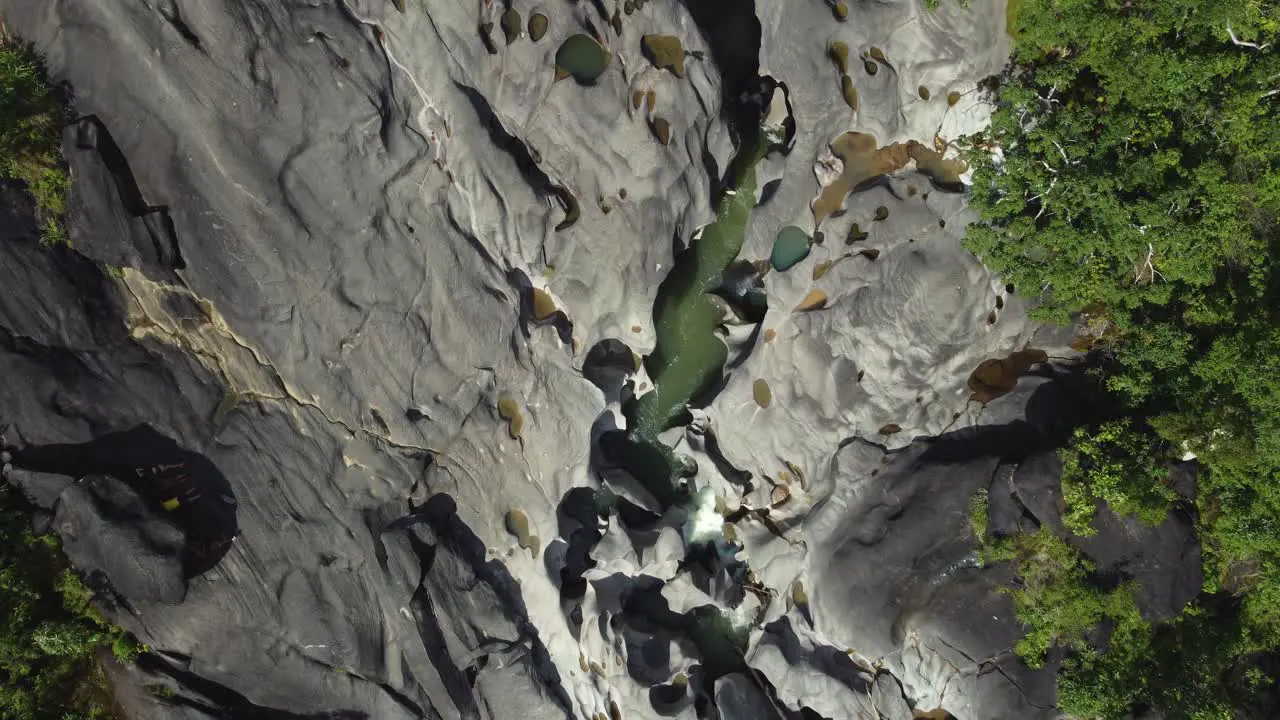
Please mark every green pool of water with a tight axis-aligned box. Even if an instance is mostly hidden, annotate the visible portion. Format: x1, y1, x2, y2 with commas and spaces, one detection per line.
630, 138, 768, 441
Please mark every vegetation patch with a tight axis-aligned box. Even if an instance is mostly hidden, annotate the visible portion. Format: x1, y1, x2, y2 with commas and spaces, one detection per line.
1, 484, 145, 718
962, 0, 1280, 715
1, 36, 69, 245
1058, 420, 1176, 536
924, 0, 972, 10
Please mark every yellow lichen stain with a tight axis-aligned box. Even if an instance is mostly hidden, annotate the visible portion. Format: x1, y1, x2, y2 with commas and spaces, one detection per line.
828, 41, 849, 74
793, 288, 828, 312
651, 116, 671, 146
528, 13, 549, 42
752, 378, 772, 408
497, 396, 525, 440
908, 141, 968, 187
505, 508, 541, 557
878, 423, 901, 435
590, 660, 607, 678
791, 580, 809, 608
610, 700, 623, 720
813, 135, 969, 226
967, 349, 1049, 403
763, 328, 777, 343
785, 460, 806, 488
812, 133, 912, 225
531, 287, 559, 323
579, 654, 590, 673
645, 89, 656, 112
832, 1, 848, 21
641, 35, 685, 77
771, 484, 791, 507
947, 90, 961, 106
812, 259, 833, 280
841, 74, 858, 111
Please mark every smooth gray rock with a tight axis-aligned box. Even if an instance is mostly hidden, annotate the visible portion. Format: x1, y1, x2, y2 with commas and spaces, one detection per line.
53, 475, 188, 605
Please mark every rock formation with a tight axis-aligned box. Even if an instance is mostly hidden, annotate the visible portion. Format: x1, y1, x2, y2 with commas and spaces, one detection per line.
0, 1, 1201, 718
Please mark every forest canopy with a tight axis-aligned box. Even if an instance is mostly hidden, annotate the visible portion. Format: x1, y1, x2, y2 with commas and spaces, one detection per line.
963, 0, 1279, 716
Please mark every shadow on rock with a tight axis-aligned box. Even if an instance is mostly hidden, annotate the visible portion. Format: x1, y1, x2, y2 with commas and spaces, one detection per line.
386, 493, 574, 719
8, 424, 238, 582
137, 653, 369, 719
73, 115, 186, 271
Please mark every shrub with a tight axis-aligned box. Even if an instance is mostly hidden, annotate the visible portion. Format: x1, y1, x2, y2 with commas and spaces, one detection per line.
0, 35, 68, 245
962, 1, 1280, 715
1058, 420, 1177, 535
1, 484, 142, 718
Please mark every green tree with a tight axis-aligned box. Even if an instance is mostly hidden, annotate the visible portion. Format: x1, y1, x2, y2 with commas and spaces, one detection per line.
962, 0, 1280, 716
1058, 419, 1176, 535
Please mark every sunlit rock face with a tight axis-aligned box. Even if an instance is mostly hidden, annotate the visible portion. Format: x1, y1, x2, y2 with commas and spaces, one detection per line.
1, 2, 1201, 719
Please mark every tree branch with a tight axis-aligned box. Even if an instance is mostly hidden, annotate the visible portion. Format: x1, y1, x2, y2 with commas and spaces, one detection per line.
1134, 242, 1166, 284
1227, 21, 1271, 51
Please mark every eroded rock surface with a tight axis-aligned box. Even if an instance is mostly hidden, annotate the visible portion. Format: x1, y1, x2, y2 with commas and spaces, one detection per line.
0, 1, 1189, 719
